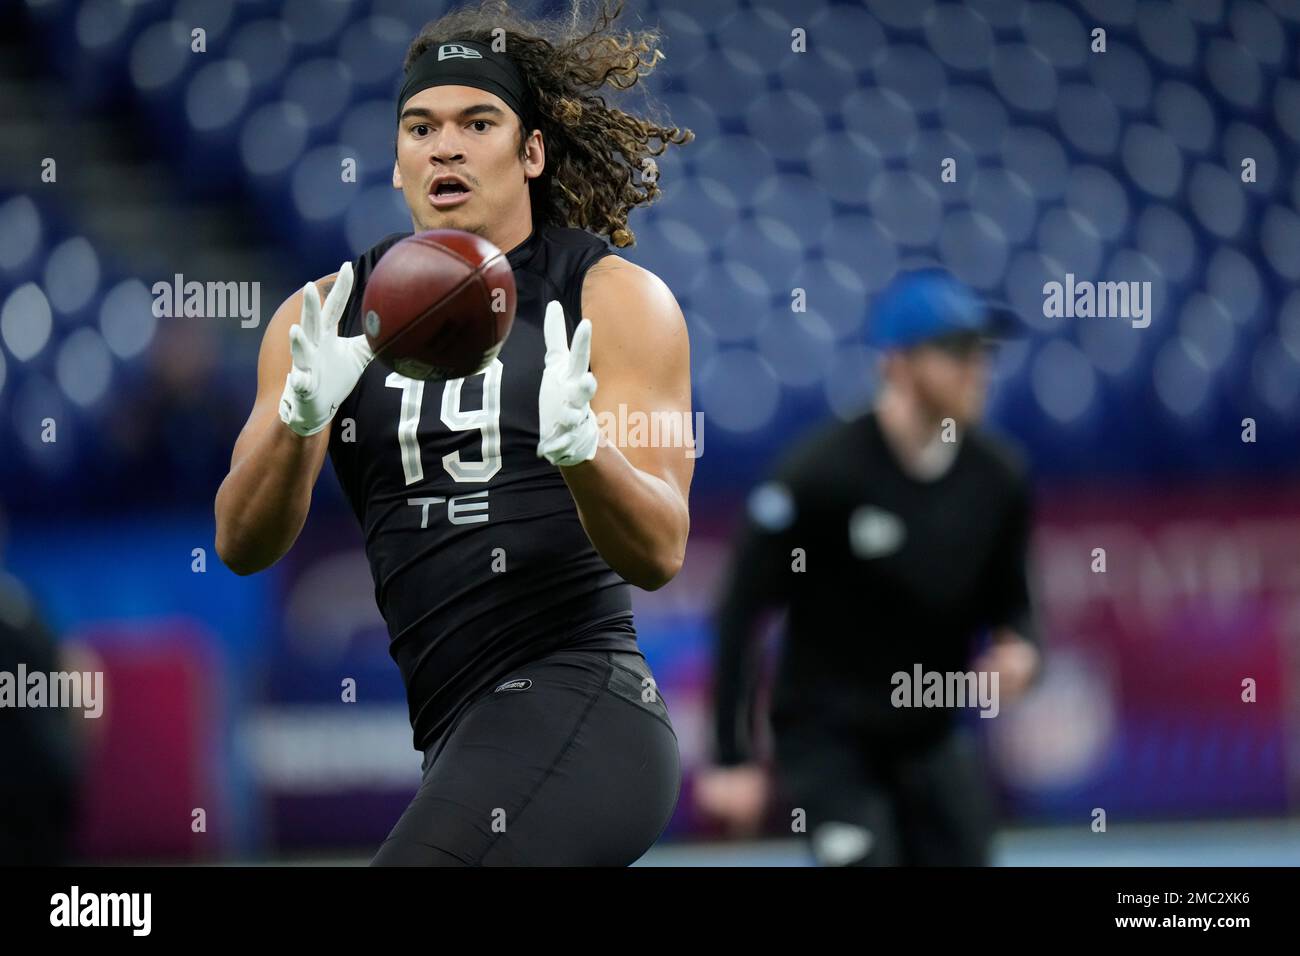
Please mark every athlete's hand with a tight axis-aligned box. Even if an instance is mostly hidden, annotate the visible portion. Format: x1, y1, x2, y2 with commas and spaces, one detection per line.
278, 261, 373, 437
695, 764, 770, 837
536, 300, 600, 467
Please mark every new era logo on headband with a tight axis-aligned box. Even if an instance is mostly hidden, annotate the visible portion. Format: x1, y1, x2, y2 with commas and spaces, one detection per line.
439, 43, 483, 61
398, 41, 529, 125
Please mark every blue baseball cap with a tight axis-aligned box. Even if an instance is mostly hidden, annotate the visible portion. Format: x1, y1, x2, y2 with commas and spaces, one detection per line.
867, 268, 1017, 351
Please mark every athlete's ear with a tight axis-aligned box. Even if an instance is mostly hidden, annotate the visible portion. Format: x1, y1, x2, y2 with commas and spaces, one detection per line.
392, 157, 403, 190
523, 129, 545, 181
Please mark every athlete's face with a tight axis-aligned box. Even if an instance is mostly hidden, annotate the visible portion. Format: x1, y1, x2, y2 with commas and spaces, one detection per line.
896, 334, 991, 427
393, 85, 544, 242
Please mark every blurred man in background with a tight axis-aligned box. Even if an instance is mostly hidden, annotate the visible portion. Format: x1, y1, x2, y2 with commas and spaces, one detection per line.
698, 268, 1042, 866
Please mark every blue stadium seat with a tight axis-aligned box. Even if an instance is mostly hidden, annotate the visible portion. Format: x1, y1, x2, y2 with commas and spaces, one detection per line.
369, 0, 452, 34
806, 130, 883, 205
288, 143, 357, 258
1155, 81, 1216, 153
790, 257, 870, 340
743, 90, 825, 161
924, 3, 994, 71
280, 0, 356, 52
840, 87, 918, 159
938, 209, 1009, 292
228, 18, 295, 94
1036, 206, 1105, 282
1088, 41, 1154, 112
807, 1, 886, 75
1001, 126, 1070, 201
689, 134, 777, 213
337, 16, 408, 98
174, 0, 236, 47
99, 279, 158, 364
12, 0, 1300, 482
908, 129, 977, 204
281, 57, 354, 138
1056, 84, 1122, 156
181, 59, 255, 192
43, 236, 102, 326
339, 99, 401, 184
344, 184, 409, 258
240, 101, 313, 238
1134, 204, 1197, 285
820, 212, 901, 294
872, 43, 948, 116
1021, 2, 1088, 69
696, 347, 781, 434
1063, 165, 1128, 241
1, 282, 54, 366
640, 183, 736, 265
938, 85, 1008, 158
866, 170, 943, 247
679, 47, 763, 121
0, 196, 45, 286
755, 307, 835, 389
748, 175, 830, 256
682, 258, 771, 344
720, 213, 805, 290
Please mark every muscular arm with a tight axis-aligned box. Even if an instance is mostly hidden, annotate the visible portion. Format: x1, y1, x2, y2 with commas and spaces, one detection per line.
558, 257, 693, 591
214, 274, 337, 575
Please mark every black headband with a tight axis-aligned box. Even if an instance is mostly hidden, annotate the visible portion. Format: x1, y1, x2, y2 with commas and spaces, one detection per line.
397, 40, 532, 127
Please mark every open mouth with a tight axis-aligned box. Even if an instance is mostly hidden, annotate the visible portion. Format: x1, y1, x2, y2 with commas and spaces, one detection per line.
429, 178, 472, 207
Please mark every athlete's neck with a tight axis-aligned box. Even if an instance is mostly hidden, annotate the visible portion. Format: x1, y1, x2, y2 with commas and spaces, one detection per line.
491, 215, 535, 258
415, 209, 535, 258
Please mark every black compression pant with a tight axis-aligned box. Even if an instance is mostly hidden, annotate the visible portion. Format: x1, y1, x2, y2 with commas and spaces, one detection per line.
372, 647, 680, 866
774, 722, 995, 866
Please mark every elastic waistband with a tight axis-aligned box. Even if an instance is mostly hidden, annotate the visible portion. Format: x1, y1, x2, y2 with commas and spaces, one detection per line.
420, 647, 662, 770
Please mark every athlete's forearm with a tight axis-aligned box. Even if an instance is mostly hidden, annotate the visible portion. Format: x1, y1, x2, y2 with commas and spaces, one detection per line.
560, 443, 688, 591
215, 417, 329, 575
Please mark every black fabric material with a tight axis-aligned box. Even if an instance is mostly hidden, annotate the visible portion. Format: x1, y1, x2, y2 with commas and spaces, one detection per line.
371, 647, 680, 866
329, 225, 638, 753
774, 722, 994, 866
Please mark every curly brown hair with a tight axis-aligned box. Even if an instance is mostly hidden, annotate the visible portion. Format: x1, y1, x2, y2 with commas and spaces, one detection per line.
403, 0, 693, 247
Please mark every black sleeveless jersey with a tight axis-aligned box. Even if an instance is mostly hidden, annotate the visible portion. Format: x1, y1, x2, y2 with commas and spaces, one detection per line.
328, 225, 639, 751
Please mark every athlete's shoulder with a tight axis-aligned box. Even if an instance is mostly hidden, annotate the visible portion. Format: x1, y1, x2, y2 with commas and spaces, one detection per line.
583, 251, 672, 296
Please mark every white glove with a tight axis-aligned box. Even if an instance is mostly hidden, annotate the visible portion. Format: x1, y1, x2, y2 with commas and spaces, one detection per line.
279, 261, 374, 437
537, 300, 600, 466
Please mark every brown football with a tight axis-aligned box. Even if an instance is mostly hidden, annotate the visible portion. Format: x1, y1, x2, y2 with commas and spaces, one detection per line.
361, 229, 516, 381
